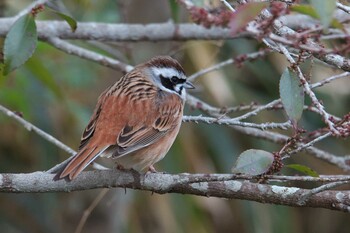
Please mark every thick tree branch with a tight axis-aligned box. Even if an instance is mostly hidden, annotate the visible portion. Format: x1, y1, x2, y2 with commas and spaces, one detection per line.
0, 19, 238, 41
1, 170, 350, 212
0, 17, 348, 71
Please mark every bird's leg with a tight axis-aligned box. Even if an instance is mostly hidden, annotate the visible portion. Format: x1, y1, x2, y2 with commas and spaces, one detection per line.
148, 165, 157, 173
116, 163, 126, 171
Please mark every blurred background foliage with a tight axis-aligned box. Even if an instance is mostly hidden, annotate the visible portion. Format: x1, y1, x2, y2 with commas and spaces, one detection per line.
0, 0, 349, 232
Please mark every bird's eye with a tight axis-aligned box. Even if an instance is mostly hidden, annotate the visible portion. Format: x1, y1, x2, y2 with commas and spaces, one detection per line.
171, 76, 179, 84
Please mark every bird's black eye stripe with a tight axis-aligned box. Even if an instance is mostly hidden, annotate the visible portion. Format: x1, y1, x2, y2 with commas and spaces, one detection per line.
171, 76, 179, 84
159, 74, 186, 94
159, 74, 174, 90
171, 76, 185, 84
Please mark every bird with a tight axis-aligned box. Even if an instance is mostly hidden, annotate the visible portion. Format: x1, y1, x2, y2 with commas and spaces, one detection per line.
57, 56, 194, 180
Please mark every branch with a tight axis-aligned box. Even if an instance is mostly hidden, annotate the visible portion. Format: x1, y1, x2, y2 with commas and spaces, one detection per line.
14, 0, 49, 20
0, 104, 75, 155
337, 2, 350, 14
186, 95, 350, 171
0, 16, 347, 71
183, 115, 291, 130
1, 170, 350, 212
187, 50, 269, 82
278, 44, 339, 135
0, 103, 109, 173
261, 8, 350, 72
46, 37, 133, 73
0, 19, 239, 41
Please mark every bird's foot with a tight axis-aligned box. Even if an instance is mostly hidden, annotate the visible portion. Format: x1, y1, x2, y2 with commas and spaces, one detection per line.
148, 165, 157, 173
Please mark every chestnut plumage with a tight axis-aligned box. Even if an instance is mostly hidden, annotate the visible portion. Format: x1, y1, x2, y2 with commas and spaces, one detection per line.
57, 56, 193, 180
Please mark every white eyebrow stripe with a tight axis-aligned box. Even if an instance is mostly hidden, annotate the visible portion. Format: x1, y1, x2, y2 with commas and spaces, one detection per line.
151, 67, 184, 79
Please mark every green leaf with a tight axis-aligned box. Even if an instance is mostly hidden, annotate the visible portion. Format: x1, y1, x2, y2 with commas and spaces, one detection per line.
229, 2, 269, 35
286, 164, 319, 177
232, 149, 274, 175
50, 10, 77, 32
169, 0, 179, 22
279, 68, 304, 122
309, 0, 336, 28
290, 4, 343, 29
45, 1, 77, 32
290, 4, 319, 18
3, 14, 37, 75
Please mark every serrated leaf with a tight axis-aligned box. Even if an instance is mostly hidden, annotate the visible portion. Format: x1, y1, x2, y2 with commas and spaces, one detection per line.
290, 4, 343, 29
232, 149, 274, 175
3, 14, 37, 75
229, 2, 269, 35
309, 0, 336, 28
279, 68, 304, 122
286, 164, 319, 177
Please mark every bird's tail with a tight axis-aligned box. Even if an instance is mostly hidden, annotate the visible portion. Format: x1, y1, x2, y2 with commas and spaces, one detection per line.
57, 146, 102, 180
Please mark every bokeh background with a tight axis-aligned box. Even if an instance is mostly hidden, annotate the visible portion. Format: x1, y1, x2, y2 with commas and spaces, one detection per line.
1, 0, 350, 232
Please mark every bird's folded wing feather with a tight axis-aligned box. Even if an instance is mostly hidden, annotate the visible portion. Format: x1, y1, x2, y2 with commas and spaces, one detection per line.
58, 87, 181, 179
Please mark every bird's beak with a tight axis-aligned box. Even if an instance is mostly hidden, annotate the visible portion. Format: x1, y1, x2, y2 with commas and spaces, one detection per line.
184, 80, 195, 89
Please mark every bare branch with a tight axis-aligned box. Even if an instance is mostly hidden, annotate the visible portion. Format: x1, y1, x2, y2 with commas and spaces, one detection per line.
46, 37, 133, 73
75, 189, 109, 233
310, 72, 350, 89
278, 44, 339, 135
0, 104, 109, 174
14, 0, 49, 20
260, 7, 350, 72
188, 50, 269, 82
220, 0, 236, 12
337, 2, 350, 14
183, 115, 291, 130
185, 95, 350, 171
286, 132, 332, 158
298, 181, 350, 205
0, 19, 239, 41
1, 170, 350, 212
0, 104, 75, 155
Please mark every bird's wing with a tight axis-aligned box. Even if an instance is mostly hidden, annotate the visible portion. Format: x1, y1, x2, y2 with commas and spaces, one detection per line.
112, 100, 182, 157
58, 84, 183, 180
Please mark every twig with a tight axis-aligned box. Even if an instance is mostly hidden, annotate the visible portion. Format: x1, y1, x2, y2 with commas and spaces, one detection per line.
261, 7, 350, 72
298, 181, 350, 205
183, 115, 291, 130
269, 33, 333, 54
186, 95, 350, 171
232, 99, 281, 121
0, 104, 75, 155
278, 44, 340, 135
188, 50, 268, 82
221, 0, 235, 12
75, 189, 109, 233
0, 104, 108, 174
13, 0, 49, 20
46, 37, 133, 73
284, 132, 332, 159
310, 72, 350, 89
337, 2, 350, 14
